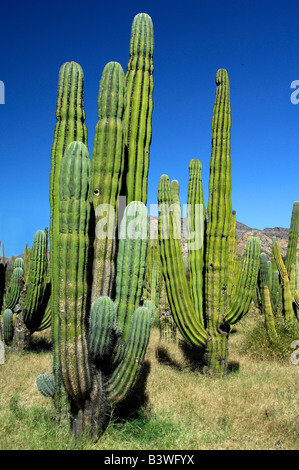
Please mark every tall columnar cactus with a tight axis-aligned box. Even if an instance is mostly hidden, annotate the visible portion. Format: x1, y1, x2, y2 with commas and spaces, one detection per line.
46, 141, 153, 438
90, 61, 126, 302
49, 61, 88, 414
23, 230, 51, 333
158, 69, 260, 376
124, 12, 154, 205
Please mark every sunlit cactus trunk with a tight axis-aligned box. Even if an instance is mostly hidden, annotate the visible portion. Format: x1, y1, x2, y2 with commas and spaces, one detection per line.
49, 61, 88, 415
124, 13, 154, 205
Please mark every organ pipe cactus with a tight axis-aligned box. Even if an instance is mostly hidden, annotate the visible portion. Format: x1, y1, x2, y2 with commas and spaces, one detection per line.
124, 12, 154, 205
48, 141, 153, 438
158, 69, 260, 376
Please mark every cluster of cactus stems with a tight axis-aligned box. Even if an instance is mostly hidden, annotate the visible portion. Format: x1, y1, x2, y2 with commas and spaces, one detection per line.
40, 13, 155, 439
256, 201, 299, 339
158, 69, 261, 376
1, 229, 51, 347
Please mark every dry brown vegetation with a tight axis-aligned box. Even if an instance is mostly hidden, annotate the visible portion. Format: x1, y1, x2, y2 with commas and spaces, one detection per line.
0, 307, 298, 450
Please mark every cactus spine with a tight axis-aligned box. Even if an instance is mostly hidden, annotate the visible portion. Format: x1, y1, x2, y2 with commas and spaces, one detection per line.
124, 13, 154, 205
158, 69, 260, 376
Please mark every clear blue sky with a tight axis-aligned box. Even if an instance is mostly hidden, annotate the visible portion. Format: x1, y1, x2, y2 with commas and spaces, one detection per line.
0, 0, 298, 257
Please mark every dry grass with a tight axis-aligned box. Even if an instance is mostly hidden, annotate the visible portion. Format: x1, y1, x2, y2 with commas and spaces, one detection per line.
0, 312, 298, 450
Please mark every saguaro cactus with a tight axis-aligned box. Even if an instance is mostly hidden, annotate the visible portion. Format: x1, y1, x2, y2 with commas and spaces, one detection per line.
124, 12, 154, 205
46, 141, 153, 438
158, 69, 260, 376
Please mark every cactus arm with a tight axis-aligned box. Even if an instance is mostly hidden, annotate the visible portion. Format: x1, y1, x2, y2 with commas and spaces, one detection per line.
158, 174, 207, 347
5, 267, 23, 310
90, 62, 126, 301
263, 286, 278, 341
187, 159, 205, 326
114, 201, 149, 341
226, 211, 238, 299
273, 242, 294, 325
3, 309, 14, 344
49, 62, 88, 412
224, 237, 260, 325
205, 69, 232, 333
88, 296, 116, 360
294, 291, 299, 309
124, 13, 154, 205
106, 306, 152, 406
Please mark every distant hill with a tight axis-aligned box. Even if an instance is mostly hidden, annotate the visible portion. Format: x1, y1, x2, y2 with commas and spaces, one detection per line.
4, 216, 298, 267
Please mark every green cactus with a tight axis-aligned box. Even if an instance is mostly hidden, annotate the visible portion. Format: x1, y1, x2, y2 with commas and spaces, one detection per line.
158, 69, 260, 376
49, 61, 88, 415
36, 372, 56, 398
124, 12, 154, 205
46, 140, 152, 438
5, 266, 24, 310
284, 202, 299, 277
23, 243, 31, 282
3, 308, 14, 345
23, 230, 50, 333
90, 61, 126, 302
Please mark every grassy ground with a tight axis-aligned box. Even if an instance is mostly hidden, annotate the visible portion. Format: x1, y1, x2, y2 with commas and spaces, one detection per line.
0, 308, 298, 450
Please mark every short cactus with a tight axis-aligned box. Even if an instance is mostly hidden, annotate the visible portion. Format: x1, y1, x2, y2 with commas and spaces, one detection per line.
36, 372, 56, 398
3, 309, 14, 345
